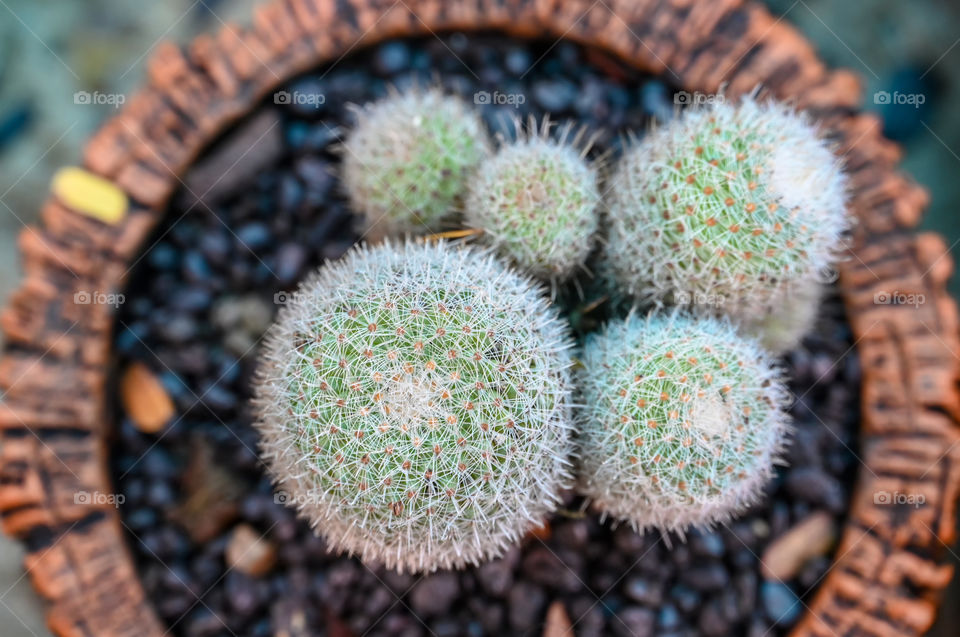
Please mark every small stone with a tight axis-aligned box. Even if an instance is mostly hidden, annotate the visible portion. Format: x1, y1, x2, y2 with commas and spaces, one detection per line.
476, 549, 517, 597
690, 530, 725, 559
374, 41, 411, 75
225, 571, 261, 616
698, 599, 730, 637
181, 110, 283, 207
410, 573, 459, 617
52, 166, 128, 225
294, 156, 334, 196
225, 524, 277, 577
785, 467, 846, 512
669, 583, 700, 614
237, 222, 271, 251
614, 607, 654, 637
121, 362, 175, 433
522, 546, 580, 592
542, 601, 572, 637
533, 78, 576, 111
761, 581, 802, 626
680, 563, 729, 591
657, 604, 681, 630
760, 512, 836, 581
504, 47, 532, 76
624, 576, 663, 605
509, 581, 545, 631
270, 599, 314, 637
274, 243, 308, 285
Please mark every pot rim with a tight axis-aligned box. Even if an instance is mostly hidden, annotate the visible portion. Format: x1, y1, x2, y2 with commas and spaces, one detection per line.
1, 1, 958, 636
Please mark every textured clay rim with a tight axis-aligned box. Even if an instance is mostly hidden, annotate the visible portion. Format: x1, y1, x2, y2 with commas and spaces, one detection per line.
1, 1, 959, 636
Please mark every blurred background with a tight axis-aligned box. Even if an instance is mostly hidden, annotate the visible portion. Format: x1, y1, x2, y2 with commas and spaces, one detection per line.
0, 1, 957, 635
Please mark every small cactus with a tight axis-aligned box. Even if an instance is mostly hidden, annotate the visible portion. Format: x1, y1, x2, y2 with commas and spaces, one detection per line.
576, 313, 790, 535
750, 278, 824, 353
604, 96, 848, 347
253, 240, 574, 573
465, 121, 600, 281
342, 89, 491, 235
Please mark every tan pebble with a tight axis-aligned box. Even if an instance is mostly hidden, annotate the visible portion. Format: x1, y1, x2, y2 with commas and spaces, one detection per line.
121, 362, 174, 433
542, 600, 574, 637
760, 512, 836, 581
226, 524, 277, 577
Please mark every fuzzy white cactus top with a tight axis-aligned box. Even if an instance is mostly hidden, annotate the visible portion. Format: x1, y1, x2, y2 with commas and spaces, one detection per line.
342, 89, 491, 235
253, 240, 574, 573
604, 96, 849, 348
577, 312, 790, 535
465, 122, 600, 282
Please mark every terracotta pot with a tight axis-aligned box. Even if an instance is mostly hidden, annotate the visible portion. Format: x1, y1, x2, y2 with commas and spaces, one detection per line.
1, 0, 958, 635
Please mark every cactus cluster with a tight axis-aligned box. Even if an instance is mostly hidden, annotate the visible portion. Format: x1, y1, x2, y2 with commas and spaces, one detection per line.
253, 241, 574, 573
604, 96, 848, 350
465, 121, 600, 281
577, 313, 790, 534
252, 88, 852, 572
342, 88, 490, 236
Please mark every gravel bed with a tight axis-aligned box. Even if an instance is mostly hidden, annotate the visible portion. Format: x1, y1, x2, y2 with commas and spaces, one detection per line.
111, 32, 860, 637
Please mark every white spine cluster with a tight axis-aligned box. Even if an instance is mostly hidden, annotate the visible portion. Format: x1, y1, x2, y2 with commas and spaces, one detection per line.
604, 96, 849, 350
253, 240, 575, 573
577, 312, 790, 535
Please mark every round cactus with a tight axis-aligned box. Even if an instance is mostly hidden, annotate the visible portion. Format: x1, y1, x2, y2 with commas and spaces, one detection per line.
577, 312, 790, 535
465, 121, 600, 281
342, 88, 491, 236
252, 240, 575, 573
604, 96, 848, 345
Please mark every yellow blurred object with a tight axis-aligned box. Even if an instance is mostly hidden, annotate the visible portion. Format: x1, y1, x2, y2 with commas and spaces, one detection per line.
51, 167, 128, 225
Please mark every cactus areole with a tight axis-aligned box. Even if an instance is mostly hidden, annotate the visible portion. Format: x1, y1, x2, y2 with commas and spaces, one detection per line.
253, 241, 575, 573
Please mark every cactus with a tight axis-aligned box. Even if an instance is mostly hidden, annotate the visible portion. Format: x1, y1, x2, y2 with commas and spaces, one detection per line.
465, 121, 600, 281
750, 278, 824, 353
342, 88, 491, 236
604, 96, 848, 348
576, 312, 790, 535
252, 240, 575, 573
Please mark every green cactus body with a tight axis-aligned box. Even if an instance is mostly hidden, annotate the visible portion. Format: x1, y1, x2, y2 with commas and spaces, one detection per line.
605, 97, 848, 350
465, 125, 600, 281
253, 241, 574, 573
577, 313, 790, 535
342, 89, 491, 235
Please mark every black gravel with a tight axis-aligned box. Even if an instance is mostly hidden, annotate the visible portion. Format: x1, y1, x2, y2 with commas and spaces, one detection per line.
110, 32, 861, 637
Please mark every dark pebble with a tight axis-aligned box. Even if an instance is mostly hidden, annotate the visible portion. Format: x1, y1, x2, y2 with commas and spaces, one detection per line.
508, 581, 545, 631
681, 563, 729, 592
374, 41, 411, 75
698, 599, 731, 637
409, 573, 459, 617
785, 467, 846, 513
504, 47, 532, 76
521, 546, 581, 592
690, 530, 726, 559
624, 576, 663, 606
274, 243, 307, 285
476, 550, 516, 597
669, 583, 700, 614
614, 607, 654, 637
761, 582, 802, 626
112, 31, 860, 637
533, 78, 576, 111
